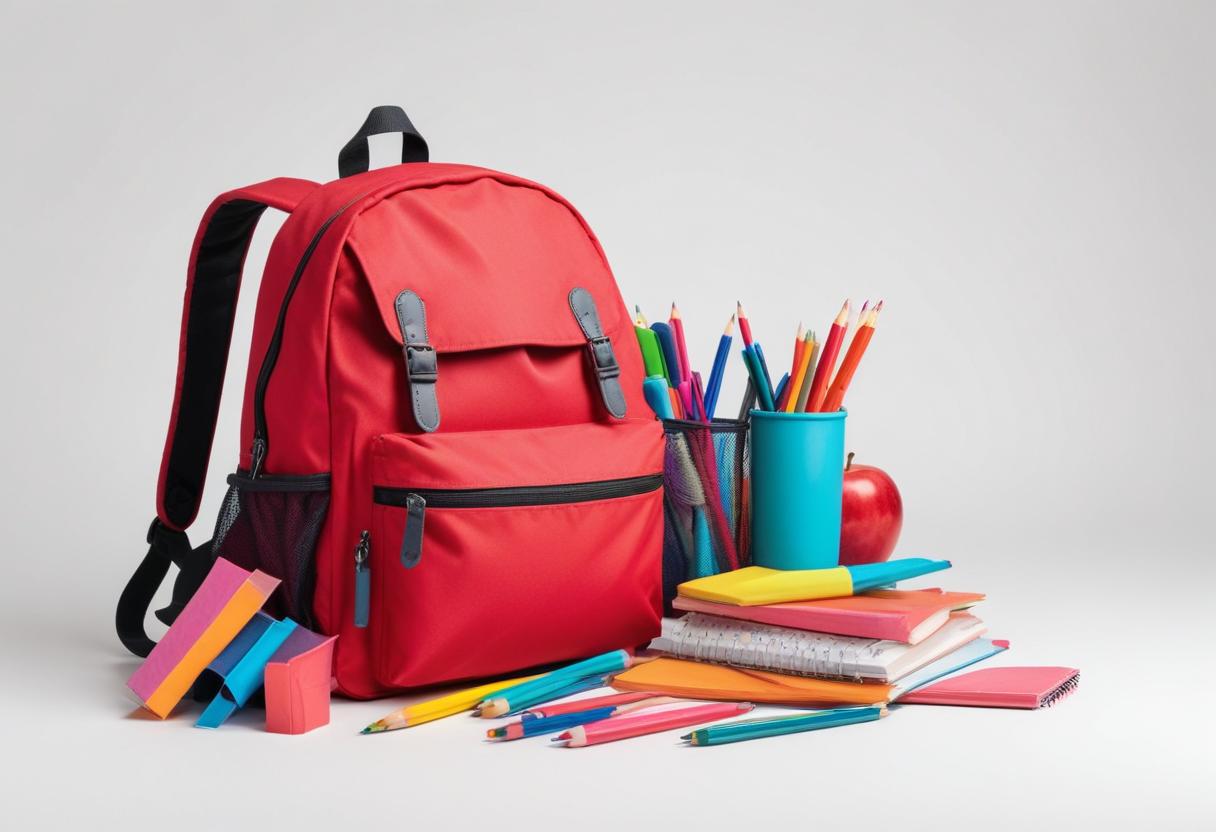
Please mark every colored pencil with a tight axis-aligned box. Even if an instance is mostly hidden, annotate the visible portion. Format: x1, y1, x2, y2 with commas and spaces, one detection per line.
736, 301, 754, 347
737, 378, 758, 419
691, 371, 709, 424
786, 330, 815, 412
472, 649, 633, 718
554, 702, 754, 747
495, 674, 611, 718
795, 330, 819, 412
669, 303, 692, 384
787, 322, 805, 390
772, 372, 790, 411
520, 690, 663, 721
806, 299, 850, 412
741, 348, 775, 411
821, 301, 881, 412
634, 304, 649, 327
752, 341, 775, 399
489, 697, 682, 741
703, 314, 735, 420
360, 671, 544, 733
683, 706, 887, 746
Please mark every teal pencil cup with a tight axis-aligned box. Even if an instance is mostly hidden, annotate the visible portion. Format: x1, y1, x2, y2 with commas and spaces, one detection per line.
750, 409, 846, 570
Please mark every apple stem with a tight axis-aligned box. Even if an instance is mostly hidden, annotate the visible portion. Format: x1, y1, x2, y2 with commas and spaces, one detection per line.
846, 451, 854, 472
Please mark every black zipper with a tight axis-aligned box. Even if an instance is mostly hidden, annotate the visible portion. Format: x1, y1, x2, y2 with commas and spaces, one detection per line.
374, 473, 663, 569
227, 471, 331, 492
250, 194, 366, 477
372, 473, 664, 509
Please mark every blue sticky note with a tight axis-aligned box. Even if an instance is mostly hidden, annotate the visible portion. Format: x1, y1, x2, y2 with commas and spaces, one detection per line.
196, 616, 299, 729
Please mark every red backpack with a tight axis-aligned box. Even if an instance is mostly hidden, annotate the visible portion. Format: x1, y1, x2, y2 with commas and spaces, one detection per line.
117, 106, 664, 698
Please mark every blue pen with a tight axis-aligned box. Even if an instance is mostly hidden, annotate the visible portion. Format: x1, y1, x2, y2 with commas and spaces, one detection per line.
703, 315, 735, 419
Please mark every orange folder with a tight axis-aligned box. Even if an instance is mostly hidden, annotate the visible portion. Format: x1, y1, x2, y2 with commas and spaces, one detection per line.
612, 658, 890, 707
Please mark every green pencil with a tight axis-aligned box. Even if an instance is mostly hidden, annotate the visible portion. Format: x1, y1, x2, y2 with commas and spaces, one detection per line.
682, 706, 887, 746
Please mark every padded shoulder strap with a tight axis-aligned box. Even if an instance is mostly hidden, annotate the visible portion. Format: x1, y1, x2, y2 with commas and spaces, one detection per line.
157, 177, 317, 531
117, 177, 317, 658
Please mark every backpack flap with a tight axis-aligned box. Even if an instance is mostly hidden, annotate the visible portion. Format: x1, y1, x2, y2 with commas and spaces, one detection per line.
345, 177, 639, 433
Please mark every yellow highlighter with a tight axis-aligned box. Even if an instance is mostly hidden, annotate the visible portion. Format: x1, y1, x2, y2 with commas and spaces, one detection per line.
676, 559, 951, 606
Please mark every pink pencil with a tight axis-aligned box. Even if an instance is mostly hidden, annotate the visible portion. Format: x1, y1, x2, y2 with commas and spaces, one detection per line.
670, 303, 693, 384
554, 702, 754, 747
520, 690, 662, 720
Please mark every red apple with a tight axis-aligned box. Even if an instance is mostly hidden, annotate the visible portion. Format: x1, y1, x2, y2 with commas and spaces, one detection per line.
839, 452, 903, 564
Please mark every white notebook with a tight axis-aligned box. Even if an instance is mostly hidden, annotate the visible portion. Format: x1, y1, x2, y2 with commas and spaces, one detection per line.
652, 611, 987, 683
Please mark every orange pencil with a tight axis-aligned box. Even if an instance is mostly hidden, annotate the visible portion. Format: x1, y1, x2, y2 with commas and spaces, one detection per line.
805, 300, 850, 412
794, 330, 818, 412
785, 330, 815, 412
821, 301, 882, 412
787, 322, 805, 388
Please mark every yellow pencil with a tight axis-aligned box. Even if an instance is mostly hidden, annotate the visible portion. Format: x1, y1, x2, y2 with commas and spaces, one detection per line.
360, 672, 544, 734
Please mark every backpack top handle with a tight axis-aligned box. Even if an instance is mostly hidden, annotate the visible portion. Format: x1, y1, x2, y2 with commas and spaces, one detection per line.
338, 105, 429, 179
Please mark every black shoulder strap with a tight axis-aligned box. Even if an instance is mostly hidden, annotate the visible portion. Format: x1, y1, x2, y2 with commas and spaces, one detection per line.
116, 177, 318, 658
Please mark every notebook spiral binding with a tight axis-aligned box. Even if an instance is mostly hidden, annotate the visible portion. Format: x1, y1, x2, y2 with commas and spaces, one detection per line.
1040, 671, 1080, 708
667, 615, 881, 683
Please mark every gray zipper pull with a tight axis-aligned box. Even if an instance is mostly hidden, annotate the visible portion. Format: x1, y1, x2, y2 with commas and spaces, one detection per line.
353, 530, 371, 628
400, 494, 426, 568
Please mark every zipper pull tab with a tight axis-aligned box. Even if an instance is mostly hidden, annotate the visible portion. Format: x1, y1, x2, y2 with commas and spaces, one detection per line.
353, 530, 371, 628
250, 436, 267, 479
400, 494, 426, 568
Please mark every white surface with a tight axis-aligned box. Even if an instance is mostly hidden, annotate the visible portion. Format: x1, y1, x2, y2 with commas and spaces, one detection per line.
2, 1, 1214, 828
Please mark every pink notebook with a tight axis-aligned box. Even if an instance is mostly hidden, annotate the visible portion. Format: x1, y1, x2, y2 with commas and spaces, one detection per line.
673, 588, 984, 644
899, 666, 1079, 709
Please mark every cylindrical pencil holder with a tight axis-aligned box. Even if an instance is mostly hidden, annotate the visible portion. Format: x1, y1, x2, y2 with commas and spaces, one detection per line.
750, 409, 846, 570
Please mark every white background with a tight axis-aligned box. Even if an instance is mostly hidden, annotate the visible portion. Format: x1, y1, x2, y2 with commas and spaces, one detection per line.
2, 1, 1213, 828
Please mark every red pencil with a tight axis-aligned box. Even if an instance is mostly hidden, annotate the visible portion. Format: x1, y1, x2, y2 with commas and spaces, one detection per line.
821, 301, 881, 412
736, 301, 754, 347
669, 303, 692, 384
553, 702, 754, 747
805, 299, 850, 412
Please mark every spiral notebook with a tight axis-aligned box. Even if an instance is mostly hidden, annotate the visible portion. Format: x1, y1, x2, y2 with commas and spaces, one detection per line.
651, 611, 986, 683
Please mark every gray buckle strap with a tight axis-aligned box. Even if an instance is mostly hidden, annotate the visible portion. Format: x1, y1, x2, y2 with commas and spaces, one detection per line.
394, 290, 440, 432
568, 287, 627, 418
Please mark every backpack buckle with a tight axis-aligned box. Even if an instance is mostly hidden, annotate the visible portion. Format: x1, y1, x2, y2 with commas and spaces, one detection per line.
404, 343, 437, 383
587, 335, 620, 381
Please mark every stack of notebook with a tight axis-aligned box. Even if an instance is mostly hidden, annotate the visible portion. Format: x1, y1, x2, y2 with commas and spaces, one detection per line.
614, 570, 1011, 707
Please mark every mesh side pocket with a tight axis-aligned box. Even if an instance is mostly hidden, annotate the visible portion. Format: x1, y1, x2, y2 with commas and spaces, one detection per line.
661, 418, 749, 610
211, 471, 331, 627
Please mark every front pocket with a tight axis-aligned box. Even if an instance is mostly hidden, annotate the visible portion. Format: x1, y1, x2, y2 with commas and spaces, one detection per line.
212, 471, 330, 628
368, 421, 664, 689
